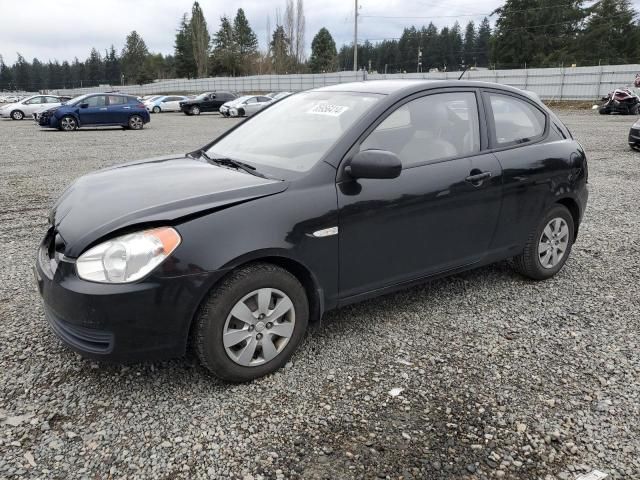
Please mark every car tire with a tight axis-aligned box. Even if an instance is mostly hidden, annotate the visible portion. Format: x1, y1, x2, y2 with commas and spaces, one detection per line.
152, 106, 161, 113
194, 263, 309, 383
190, 106, 201, 115
59, 115, 77, 131
598, 106, 610, 115
512, 204, 575, 281
128, 115, 144, 130
238, 108, 245, 117
10, 110, 24, 120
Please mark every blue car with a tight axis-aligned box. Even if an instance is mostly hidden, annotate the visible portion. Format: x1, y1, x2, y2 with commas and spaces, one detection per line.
38, 93, 150, 131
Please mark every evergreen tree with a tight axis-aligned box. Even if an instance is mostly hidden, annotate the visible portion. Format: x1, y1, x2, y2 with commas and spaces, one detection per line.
270, 25, 291, 73
475, 17, 492, 67
233, 8, 258, 75
211, 16, 238, 75
463, 21, 477, 67
121, 30, 149, 84
492, 0, 585, 68
0, 55, 13, 89
86, 48, 104, 86
14, 54, 31, 90
60, 61, 72, 88
47, 61, 61, 90
175, 13, 196, 78
190, 1, 210, 77
309, 27, 337, 73
104, 45, 121, 85
578, 0, 640, 64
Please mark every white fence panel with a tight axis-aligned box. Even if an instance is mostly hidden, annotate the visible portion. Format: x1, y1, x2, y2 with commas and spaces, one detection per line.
52, 65, 640, 101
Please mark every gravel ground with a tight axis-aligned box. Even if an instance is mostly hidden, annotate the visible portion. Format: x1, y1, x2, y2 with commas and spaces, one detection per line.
0, 110, 638, 480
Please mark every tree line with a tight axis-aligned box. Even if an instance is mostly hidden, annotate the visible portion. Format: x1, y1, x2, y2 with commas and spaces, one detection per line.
0, 0, 638, 92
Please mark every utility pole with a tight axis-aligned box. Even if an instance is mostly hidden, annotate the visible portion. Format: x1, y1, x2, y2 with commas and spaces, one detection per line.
353, 0, 358, 72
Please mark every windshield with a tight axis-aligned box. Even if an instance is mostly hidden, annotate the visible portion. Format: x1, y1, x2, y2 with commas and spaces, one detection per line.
208, 91, 381, 172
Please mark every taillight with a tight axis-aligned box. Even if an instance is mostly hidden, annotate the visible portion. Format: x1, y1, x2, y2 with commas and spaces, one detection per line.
136, 103, 145, 109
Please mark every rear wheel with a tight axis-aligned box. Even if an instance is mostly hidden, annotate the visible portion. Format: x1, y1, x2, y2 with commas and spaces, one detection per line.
128, 115, 144, 130
598, 106, 611, 115
194, 263, 309, 382
190, 106, 201, 115
512, 204, 574, 280
152, 106, 161, 113
10, 110, 24, 120
59, 115, 77, 131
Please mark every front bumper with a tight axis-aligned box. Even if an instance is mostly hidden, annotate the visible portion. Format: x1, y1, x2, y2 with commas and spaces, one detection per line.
629, 126, 640, 148
35, 230, 219, 362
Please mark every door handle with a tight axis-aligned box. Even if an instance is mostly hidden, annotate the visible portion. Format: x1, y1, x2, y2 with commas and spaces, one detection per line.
99, 107, 107, 110
123, 106, 131, 109
465, 171, 492, 184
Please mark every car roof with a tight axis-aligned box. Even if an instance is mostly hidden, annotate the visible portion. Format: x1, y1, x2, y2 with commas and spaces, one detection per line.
313, 80, 538, 102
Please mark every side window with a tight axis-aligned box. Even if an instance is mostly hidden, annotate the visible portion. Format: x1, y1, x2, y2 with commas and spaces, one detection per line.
85, 96, 107, 107
107, 96, 126, 105
361, 92, 481, 167
25, 97, 43, 105
45, 96, 59, 103
245, 97, 257, 104
258, 96, 272, 102
489, 94, 546, 145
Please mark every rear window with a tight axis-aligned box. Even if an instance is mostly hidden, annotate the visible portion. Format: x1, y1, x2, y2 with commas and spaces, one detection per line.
127, 97, 140, 104
489, 94, 546, 145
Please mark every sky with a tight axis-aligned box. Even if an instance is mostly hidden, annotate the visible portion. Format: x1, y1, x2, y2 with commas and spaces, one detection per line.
2, 0, 640, 65
0, 0, 506, 64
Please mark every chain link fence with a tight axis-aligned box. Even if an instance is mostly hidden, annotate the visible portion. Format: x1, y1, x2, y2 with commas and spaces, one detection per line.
49, 64, 640, 101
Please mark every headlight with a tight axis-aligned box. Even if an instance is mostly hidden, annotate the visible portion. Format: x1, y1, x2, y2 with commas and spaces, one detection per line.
633, 119, 640, 128
230, 108, 237, 116
76, 227, 181, 283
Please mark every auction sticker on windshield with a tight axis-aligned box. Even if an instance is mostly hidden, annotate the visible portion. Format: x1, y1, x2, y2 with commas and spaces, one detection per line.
307, 103, 349, 116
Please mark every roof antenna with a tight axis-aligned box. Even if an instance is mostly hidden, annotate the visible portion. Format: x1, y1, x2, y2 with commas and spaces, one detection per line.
458, 65, 470, 80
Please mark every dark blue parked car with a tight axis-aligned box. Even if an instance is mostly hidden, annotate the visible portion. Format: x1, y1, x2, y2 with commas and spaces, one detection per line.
38, 93, 150, 131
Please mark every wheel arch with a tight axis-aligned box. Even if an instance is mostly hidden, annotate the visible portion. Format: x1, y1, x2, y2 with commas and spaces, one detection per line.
185, 252, 324, 356
555, 196, 581, 241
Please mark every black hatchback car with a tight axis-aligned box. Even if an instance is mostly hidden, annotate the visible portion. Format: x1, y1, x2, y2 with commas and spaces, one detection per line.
180, 91, 237, 115
36, 80, 588, 382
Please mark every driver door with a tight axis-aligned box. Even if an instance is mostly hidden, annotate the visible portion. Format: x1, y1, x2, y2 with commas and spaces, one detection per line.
78, 95, 107, 125
337, 91, 503, 299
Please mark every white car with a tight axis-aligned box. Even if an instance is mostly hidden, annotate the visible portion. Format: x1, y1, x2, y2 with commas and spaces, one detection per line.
0, 95, 65, 120
219, 95, 273, 117
145, 95, 189, 113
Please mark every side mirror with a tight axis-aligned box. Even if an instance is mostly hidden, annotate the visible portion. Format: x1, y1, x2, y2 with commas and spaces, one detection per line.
346, 150, 402, 180
79, 103, 89, 109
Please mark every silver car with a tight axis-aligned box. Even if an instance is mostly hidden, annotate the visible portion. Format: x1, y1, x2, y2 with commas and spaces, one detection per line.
0, 95, 65, 120
220, 95, 274, 117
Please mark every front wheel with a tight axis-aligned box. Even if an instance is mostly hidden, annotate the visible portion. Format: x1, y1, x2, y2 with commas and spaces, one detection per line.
190, 106, 201, 115
59, 115, 77, 131
152, 106, 161, 113
128, 115, 144, 130
194, 263, 309, 382
512, 204, 575, 280
10, 110, 24, 120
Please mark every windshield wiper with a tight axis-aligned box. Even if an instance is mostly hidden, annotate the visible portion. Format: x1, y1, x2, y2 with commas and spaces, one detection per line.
190, 148, 268, 178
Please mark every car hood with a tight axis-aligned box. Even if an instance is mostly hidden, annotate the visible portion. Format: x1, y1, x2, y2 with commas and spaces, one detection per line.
51, 154, 288, 257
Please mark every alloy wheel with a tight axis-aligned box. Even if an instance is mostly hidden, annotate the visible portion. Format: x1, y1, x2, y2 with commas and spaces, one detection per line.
191, 106, 200, 115
223, 288, 295, 367
152, 106, 160, 113
11, 110, 23, 120
129, 116, 144, 130
538, 217, 570, 269
60, 116, 76, 131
